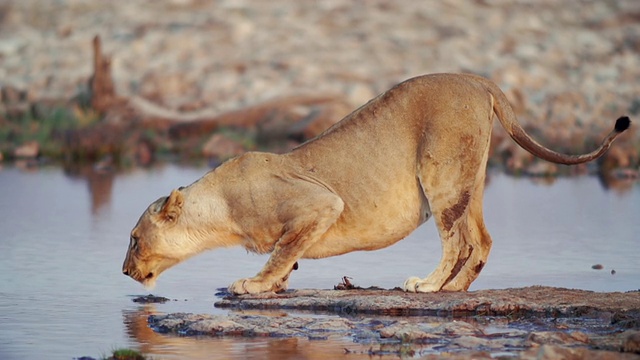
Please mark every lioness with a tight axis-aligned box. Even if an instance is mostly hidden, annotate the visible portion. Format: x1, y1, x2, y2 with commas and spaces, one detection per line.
122, 73, 630, 294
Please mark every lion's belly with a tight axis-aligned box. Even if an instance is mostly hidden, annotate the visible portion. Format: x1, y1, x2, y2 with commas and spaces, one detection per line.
302, 180, 431, 259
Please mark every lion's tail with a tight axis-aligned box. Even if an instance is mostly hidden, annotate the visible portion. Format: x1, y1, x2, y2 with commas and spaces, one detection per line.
472, 74, 630, 165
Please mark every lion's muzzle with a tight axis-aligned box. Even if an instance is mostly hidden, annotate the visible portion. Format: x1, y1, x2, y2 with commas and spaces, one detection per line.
122, 255, 150, 283
123, 262, 157, 289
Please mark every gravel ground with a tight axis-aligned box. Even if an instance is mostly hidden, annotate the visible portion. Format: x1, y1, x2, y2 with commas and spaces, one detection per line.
1, 0, 639, 128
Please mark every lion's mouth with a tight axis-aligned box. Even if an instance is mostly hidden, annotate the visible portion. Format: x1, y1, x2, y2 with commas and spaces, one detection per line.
141, 271, 156, 285
141, 272, 157, 290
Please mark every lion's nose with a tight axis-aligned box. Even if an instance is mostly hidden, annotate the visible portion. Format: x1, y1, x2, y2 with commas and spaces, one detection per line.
123, 268, 130, 276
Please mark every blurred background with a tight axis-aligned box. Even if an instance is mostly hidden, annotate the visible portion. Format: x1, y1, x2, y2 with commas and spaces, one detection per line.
0, 0, 638, 174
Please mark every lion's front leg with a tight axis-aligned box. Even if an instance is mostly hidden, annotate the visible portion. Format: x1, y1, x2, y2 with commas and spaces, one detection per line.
229, 191, 344, 295
228, 262, 297, 294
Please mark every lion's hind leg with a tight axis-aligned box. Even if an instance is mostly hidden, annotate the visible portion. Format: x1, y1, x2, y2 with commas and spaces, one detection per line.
404, 114, 493, 293
439, 176, 492, 291
402, 183, 478, 293
404, 177, 492, 292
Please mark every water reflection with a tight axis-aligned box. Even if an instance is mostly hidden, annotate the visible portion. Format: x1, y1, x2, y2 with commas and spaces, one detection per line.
63, 165, 116, 214
597, 171, 638, 194
122, 305, 377, 360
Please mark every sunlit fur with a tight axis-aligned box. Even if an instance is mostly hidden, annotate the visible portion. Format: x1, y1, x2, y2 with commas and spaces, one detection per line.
122, 73, 629, 295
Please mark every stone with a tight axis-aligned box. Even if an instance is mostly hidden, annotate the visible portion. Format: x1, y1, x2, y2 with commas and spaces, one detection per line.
622, 331, 640, 354
451, 336, 492, 349
1, 85, 26, 104
519, 344, 640, 360
378, 322, 439, 341
14, 141, 39, 158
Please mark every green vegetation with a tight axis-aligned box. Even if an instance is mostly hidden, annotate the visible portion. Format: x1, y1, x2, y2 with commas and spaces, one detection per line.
0, 104, 100, 160
104, 348, 148, 360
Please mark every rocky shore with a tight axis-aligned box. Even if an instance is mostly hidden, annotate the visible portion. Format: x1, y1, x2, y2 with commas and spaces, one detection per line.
0, 0, 638, 174
148, 286, 640, 359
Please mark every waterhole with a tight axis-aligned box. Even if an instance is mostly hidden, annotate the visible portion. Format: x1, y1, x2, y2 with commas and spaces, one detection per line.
0, 165, 638, 359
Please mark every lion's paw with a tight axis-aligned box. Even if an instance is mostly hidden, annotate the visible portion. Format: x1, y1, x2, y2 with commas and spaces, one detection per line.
228, 278, 272, 295
402, 276, 421, 292
274, 276, 290, 293
228, 277, 289, 295
403, 276, 440, 293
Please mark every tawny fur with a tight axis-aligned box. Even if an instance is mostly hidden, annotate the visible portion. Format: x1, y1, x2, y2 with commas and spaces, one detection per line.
122, 73, 630, 294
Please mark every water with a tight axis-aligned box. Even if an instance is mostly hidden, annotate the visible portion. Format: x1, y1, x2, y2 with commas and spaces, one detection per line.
0, 164, 638, 359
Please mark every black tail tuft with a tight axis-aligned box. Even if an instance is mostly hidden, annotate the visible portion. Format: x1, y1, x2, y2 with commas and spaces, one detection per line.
615, 116, 631, 133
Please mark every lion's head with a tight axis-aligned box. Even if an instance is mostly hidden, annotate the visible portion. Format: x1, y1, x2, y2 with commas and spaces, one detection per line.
122, 189, 187, 289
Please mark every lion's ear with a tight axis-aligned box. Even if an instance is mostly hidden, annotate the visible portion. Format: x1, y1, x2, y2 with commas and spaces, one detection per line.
160, 189, 184, 223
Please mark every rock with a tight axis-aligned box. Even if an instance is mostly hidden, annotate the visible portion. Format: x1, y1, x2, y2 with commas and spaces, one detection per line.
622, 331, 640, 354
527, 331, 590, 347
451, 335, 492, 349
149, 312, 354, 338
215, 287, 640, 317
202, 287, 640, 356
524, 161, 558, 177
148, 286, 640, 358
519, 344, 638, 360
378, 321, 440, 341
1, 85, 26, 104
132, 294, 170, 304
505, 146, 535, 173
14, 141, 39, 158
433, 321, 484, 337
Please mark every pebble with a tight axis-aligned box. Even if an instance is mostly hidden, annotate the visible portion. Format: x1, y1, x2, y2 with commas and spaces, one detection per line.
131, 294, 171, 303
622, 331, 640, 354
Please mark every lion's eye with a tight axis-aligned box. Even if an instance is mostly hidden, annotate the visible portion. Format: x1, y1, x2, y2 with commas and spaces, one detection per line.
130, 236, 139, 251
